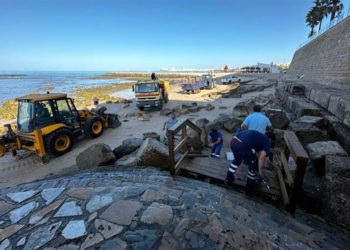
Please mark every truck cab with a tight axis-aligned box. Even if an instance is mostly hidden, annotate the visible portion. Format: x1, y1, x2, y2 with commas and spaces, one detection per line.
133, 80, 169, 110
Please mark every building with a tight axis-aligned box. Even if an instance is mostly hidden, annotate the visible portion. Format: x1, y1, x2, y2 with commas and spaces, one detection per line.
240, 63, 282, 73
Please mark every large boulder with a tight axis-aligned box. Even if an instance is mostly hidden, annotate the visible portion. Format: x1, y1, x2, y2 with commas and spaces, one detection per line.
296, 116, 324, 129
223, 117, 242, 133
113, 138, 144, 160
289, 122, 324, 146
195, 118, 210, 128
320, 156, 350, 228
266, 109, 290, 129
232, 102, 251, 118
136, 138, 170, 169
327, 121, 350, 154
76, 143, 116, 170
143, 132, 161, 141
306, 141, 347, 176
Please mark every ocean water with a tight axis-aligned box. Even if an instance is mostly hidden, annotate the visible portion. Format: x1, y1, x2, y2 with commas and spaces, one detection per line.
0, 71, 132, 103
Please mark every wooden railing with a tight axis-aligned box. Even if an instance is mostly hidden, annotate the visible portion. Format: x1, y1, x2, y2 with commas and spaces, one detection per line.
274, 130, 309, 213
167, 119, 202, 175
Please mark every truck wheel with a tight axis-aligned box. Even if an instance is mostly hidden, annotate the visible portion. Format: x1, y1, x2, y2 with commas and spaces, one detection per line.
84, 116, 104, 138
46, 128, 74, 156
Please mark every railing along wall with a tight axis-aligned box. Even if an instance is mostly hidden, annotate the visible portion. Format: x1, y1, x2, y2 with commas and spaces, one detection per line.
167, 119, 202, 175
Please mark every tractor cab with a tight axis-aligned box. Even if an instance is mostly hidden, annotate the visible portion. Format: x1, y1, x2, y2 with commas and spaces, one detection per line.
16, 94, 81, 134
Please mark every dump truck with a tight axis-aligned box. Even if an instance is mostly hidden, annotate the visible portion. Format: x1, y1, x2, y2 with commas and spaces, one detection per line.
0, 93, 120, 161
132, 79, 170, 110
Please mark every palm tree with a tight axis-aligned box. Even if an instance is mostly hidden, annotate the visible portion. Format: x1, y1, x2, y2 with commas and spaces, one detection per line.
306, 8, 319, 37
326, 0, 344, 20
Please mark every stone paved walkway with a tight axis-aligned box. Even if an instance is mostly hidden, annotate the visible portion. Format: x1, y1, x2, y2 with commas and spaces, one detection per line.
0, 167, 349, 249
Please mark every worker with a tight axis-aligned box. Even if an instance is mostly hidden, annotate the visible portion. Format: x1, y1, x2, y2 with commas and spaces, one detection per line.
225, 130, 275, 188
163, 112, 178, 131
93, 97, 99, 106
208, 128, 223, 158
241, 105, 272, 134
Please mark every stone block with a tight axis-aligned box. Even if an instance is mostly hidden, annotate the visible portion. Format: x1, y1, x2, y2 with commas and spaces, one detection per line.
76, 144, 116, 170
286, 96, 321, 117
327, 121, 350, 154
296, 116, 324, 129
327, 96, 350, 124
309, 89, 332, 109
287, 84, 305, 95
306, 141, 347, 176
289, 122, 324, 146
320, 156, 350, 229
266, 109, 290, 129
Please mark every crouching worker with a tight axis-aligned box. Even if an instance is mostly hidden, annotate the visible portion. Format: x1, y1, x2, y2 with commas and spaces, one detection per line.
208, 128, 223, 158
225, 130, 275, 188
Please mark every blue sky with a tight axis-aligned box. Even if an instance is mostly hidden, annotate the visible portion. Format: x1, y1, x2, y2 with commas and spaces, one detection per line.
0, 0, 349, 71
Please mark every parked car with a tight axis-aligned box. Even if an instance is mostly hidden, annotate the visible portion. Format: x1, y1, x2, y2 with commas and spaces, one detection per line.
221, 75, 241, 84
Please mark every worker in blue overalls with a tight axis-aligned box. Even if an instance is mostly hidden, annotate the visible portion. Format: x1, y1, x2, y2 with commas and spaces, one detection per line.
225, 130, 275, 188
208, 128, 223, 158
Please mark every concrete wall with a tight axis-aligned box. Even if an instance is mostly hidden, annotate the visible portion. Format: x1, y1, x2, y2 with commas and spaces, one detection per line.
287, 16, 350, 87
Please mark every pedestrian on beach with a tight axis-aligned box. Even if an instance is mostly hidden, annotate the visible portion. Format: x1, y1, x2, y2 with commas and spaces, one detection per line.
225, 130, 275, 188
241, 105, 272, 134
93, 97, 99, 106
163, 112, 178, 131
208, 128, 223, 158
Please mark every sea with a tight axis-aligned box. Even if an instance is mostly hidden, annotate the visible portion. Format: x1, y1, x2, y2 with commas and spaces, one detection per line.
0, 71, 134, 103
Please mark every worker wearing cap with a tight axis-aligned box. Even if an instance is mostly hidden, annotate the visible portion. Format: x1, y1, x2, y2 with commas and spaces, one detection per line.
241, 105, 272, 134
225, 130, 275, 188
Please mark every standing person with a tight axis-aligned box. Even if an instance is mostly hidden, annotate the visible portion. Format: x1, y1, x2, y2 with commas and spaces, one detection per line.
241, 105, 272, 134
225, 130, 275, 188
163, 112, 178, 131
208, 128, 223, 158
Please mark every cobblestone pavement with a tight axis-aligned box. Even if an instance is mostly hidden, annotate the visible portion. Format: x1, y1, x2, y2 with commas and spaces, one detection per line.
0, 167, 349, 249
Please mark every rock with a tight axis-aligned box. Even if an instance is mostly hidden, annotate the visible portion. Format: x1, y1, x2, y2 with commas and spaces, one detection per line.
289, 122, 324, 146
7, 190, 37, 203
141, 187, 182, 202
115, 151, 138, 167
0, 201, 14, 217
266, 109, 290, 129
136, 138, 170, 169
204, 103, 215, 111
205, 121, 221, 131
0, 224, 24, 241
181, 191, 198, 208
95, 219, 123, 239
24, 222, 61, 250
140, 202, 173, 225
61, 220, 86, 240
188, 106, 200, 113
113, 138, 144, 160
160, 108, 172, 116
88, 212, 97, 223
159, 232, 180, 250
143, 132, 161, 141
122, 104, 129, 108
17, 237, 26, 246
76, 143, 116, 170
41, 188, 65, 205
99, 238, 127, 250
232, 102, 251, 117
86, 195, 112, 213
9, 201, 39, 224
296, 116, 324, 129
56, 244, 80, 250
81, 233, 104, 250
0, 239, 11, 250
124, 229, 161, 249
327, 121, 350, 154
287, 83, 305, 95
306, 141, 347, 176
100, 200, 143, 226
66, 188, 92, 200
195, 118, 210, 128
321, 156, 350, 229
54, 201, 82, 217
223, 117, 242, 133
286, 96, 321, 117
29, 199, 64, 224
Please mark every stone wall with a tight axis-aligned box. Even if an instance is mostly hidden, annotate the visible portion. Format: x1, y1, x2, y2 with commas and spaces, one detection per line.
287, 16, 350, 87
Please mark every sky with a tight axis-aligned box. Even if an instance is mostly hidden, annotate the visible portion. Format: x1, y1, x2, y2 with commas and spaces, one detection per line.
0, 0, 349, 71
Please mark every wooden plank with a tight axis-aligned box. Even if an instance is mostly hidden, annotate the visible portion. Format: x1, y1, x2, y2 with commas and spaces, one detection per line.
280, 151, 294, 188
284, 131, 309, 162
174, 151, 188, 175
277, 165, 290, 205
174, 136, 188, 154
167, 130, 175, 175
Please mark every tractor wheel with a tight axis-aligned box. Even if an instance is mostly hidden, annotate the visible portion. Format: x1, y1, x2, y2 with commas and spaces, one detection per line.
46, 128, 74, 156
84, 116, 104, 138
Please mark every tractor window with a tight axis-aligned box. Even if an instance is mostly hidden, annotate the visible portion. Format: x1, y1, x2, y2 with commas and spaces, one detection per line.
56, 99, 79, 126
35, 101, 55, 128
18, 101, 33, 133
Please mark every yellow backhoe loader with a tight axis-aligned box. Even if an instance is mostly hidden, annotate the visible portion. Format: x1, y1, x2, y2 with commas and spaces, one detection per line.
0, 93, 120, 162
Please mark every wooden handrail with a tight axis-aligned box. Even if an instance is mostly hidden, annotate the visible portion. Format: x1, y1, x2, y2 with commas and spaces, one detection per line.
167, 119, 202, 175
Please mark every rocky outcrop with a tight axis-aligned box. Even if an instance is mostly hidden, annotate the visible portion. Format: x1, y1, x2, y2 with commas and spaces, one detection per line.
113, 138, 144, 160
306, 141, 347, 176
321, 156, 350, 229
76, 144, 116, 170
